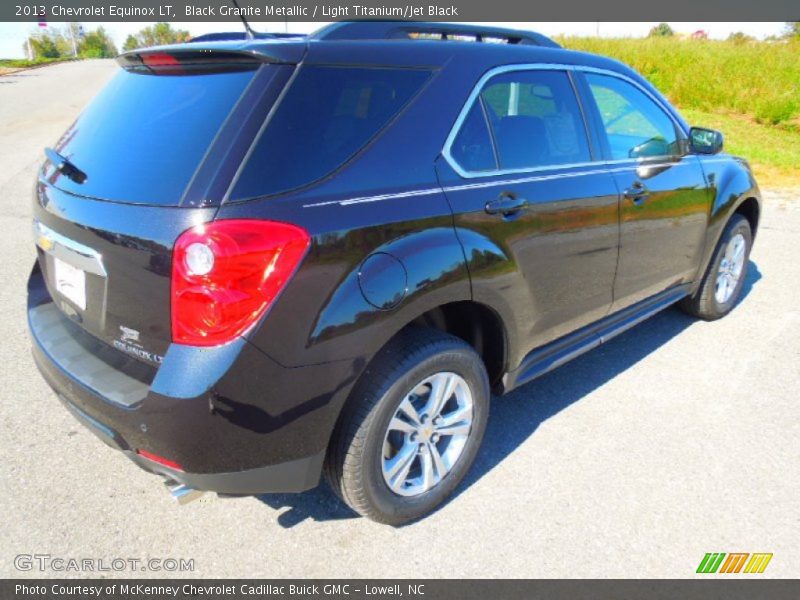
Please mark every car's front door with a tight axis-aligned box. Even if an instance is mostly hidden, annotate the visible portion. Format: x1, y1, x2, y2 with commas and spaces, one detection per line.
580, 72, 710, 311
438, 67, 620, 366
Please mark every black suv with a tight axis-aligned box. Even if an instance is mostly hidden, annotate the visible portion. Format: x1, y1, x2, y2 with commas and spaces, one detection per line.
28, 22, 761, 524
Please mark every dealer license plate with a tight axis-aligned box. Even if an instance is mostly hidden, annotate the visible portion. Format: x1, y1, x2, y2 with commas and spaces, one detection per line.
54, 256, 86, 310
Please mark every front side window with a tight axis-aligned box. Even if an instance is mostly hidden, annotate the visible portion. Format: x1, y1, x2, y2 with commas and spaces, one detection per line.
585, 73, 681, 160
231, 66, 430, 200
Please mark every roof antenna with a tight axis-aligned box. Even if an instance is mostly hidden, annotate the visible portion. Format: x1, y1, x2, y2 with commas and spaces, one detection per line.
229, 0, 256, 40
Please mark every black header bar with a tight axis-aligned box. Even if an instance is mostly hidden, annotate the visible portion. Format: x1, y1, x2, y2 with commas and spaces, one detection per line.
4, 0, 799, 22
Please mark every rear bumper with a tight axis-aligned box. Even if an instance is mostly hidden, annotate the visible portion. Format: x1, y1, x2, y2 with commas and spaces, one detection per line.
34, 350, 325, 494
28, 264, 358, 494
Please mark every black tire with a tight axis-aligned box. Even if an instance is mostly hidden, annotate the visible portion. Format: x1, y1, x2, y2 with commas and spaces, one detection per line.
324, 327, 490, 525
679, 214, 752, 320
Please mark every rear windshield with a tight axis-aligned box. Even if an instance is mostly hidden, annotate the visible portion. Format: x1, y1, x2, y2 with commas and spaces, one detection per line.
50, 67, 255, 206
230, 66, 430, 201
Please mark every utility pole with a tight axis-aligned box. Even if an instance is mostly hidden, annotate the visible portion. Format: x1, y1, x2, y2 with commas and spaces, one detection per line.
68, 24, 78, 56
26, 37, 33, 60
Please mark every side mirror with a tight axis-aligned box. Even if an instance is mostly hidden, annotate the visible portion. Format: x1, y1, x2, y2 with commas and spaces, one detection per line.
689, 127, 724, 155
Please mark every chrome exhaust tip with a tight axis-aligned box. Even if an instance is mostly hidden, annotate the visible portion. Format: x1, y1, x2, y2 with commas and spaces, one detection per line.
165, 480, 205, 505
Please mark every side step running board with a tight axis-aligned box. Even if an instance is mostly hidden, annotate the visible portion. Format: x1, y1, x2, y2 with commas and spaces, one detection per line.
505, 286, 690, 391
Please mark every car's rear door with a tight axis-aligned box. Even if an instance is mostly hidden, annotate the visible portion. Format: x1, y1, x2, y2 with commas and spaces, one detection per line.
578, 71, 710, 311
438, 67, 620, 364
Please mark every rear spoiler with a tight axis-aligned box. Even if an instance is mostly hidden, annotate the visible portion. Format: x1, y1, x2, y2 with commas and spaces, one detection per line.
117, 42, 306, 73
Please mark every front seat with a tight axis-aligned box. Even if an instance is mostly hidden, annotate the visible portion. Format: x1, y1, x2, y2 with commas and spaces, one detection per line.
492, 115, 548, 169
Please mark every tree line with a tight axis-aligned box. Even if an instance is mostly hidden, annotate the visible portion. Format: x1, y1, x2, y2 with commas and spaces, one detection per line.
24, 24, 117, 59
24, 23, 191, 60
122, 23, 191, 52
648, 22, 800, 42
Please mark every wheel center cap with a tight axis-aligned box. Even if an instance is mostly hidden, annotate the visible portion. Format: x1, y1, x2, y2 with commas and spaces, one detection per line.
418, 424, 434, 442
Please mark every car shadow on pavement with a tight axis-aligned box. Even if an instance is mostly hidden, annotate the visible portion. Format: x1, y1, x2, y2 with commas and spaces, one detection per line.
257, 484, 359, 527
257, 261, 761, 528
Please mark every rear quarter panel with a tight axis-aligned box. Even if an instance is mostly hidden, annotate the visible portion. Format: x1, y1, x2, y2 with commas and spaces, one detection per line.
221, 192, 472, 368
216, 59, 478, 368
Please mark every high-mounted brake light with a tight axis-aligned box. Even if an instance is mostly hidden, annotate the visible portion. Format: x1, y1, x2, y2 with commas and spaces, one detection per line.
171, 220, 310, 346
118, 51, 262, 75
141, 53, 181, 68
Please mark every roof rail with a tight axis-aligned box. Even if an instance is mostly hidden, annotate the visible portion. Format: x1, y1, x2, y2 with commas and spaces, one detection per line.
311, 22, 561, 48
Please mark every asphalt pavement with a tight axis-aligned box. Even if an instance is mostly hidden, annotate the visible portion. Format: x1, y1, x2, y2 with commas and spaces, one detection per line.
0, 60, 797, 578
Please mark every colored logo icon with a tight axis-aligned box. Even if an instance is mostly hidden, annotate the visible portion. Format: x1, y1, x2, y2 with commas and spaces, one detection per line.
697, 553, 773, 574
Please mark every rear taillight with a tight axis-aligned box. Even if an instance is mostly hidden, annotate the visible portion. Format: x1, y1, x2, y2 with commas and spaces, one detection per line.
171, 220, 310, 346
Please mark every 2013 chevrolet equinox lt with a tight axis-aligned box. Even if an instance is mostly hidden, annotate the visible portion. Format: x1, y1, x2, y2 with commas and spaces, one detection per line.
28, 22, 761, 524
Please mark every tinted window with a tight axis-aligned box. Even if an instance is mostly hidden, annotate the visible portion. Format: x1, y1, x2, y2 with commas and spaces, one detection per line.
232, 66, 430, 200
479, 70, 592, 170
450, 102, 497, 172
51, 68, 255, 205
586, 74, 680, 159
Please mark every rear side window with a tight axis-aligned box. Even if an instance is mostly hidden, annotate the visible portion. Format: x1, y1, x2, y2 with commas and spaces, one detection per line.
480, 70, 592, 170
51, 68, 255, 206
450, 102, 497, 172
231, 66, 430, 200
448, 70, 592, 174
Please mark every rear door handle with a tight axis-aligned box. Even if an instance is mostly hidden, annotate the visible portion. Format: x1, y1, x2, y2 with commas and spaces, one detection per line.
485, 194, 528, 216
623, 182, 650, 204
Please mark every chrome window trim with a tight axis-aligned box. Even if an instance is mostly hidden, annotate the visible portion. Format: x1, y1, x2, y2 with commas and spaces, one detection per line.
302, 158, 697, 208
442, 159, 692, 195
442, 63, 688, 180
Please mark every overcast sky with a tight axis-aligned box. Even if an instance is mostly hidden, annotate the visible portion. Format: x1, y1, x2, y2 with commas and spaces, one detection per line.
0, 21, 788, 58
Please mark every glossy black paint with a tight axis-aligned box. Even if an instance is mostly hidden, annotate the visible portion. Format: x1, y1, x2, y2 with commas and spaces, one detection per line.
506, 284, 691, 390
28, 26, 762, 494
608, 156, 710, 311
29, 266, 359, 474
437, 159, 621, 369
34, 184, 214, 359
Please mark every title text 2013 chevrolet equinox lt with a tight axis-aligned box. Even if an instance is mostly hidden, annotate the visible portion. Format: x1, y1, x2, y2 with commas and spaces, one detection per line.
28, 22, 761, 524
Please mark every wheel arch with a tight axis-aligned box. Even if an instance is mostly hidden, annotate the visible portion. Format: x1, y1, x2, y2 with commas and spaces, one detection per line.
733, 196, 760, 239
692, 157, 762, 293
325, 298, 509, 455
405, 300, 508, 389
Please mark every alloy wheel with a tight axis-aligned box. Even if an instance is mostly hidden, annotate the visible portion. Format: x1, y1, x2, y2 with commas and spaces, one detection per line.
381, 372, 474, 497
715, 232, 747, 304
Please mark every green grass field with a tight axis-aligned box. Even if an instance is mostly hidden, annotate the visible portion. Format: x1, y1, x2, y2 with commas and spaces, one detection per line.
559, 37, 800, 188
0, 57, 73, 69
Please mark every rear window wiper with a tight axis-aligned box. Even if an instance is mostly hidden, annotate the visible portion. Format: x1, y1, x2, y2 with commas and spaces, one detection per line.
44, 147, 87, 184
